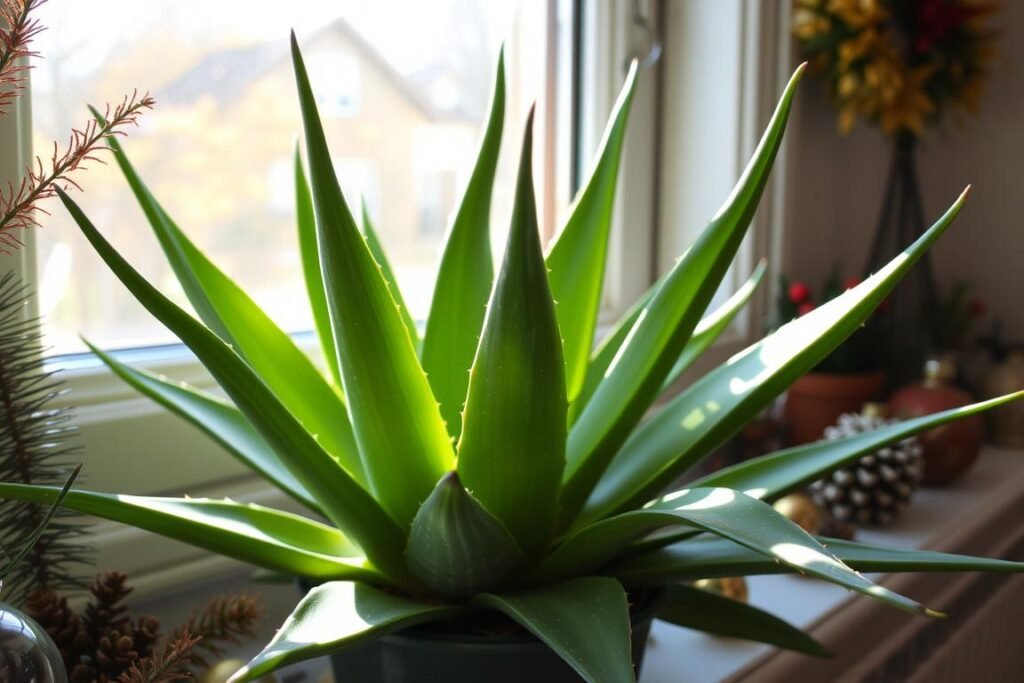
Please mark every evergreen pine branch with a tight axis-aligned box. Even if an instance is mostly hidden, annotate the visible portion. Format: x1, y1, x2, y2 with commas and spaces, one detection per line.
169, 594, 264, 668
0, 0, 45, 113
118, 631, 199, 683
0, 90, 155, 253
0, 272, 92, 605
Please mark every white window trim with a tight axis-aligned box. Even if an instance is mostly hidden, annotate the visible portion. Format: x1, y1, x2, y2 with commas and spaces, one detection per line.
654, 0, 794, 380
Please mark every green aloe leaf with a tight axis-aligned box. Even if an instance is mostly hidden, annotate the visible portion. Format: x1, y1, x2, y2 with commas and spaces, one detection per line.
474, 577, 634, 683
231, 581, 465, 682
693, 392, 1024, 502
0, 483, 377, 582
0, 465, 80, 581
406, 472, 526, 600
294, 145, 341, 387
457, 109, 566, 558
291, 32, 453, 528
421, 48, 505, 440
546, 60, 639, 404
58, 188, 412, 586
560, 66, 806, 526
96, 124, 362, 482
580, 188, 971, 525
660, 260, 766, 391
361, 198, 420, 351
571, 262, 763, 423
611, 535, 1024, 584
87, 342, 320, 514
659, 584, 831, 657
537, 487, 932, 616
570, 281, 656, 425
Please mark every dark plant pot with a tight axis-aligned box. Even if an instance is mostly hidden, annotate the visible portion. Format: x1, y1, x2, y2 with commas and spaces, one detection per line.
784, 371, 886, 445
324, 590, 667, 683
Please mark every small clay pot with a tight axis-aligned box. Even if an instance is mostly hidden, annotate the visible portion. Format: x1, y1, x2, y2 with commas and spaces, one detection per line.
784, 371, 887, 445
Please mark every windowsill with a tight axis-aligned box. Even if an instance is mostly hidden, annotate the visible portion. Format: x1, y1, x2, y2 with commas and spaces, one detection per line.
118, 446, 1024, 682
640, 445, 1024, 682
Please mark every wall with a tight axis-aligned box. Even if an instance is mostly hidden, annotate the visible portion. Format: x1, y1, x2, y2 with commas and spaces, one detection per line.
784, 1, 1024, 342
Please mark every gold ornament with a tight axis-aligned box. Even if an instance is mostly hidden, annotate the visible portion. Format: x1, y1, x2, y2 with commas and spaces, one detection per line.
693, 577, 749, 604
773, 492, 824, 534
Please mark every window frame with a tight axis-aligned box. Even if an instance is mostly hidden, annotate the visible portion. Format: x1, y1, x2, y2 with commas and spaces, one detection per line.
0, 0, 793, 594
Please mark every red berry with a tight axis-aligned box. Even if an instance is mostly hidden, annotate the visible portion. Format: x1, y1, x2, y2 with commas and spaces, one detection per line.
968, 297, 986, 317
797, 301, 815, 316
843, 276, 862, 290
788, 281, 811, 304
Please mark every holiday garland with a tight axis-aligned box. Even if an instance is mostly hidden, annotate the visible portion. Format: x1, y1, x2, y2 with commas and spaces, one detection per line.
793, 0, 999, 136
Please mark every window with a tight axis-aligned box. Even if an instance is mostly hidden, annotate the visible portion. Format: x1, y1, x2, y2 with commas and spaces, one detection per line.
1, 0, 790, 585
28, 0, 573, 356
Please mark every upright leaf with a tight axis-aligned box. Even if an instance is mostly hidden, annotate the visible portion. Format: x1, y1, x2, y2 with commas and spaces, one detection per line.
421, 48, 505, 439
658, 585, 831, 657
457, 109, 566, 559
560, 66, 806, 527
361, 198, 419, 350
89, 342, 320, 514
294, 145, 341, 387
546, 61, 639, 404
474, 577, 634, 683
570, 279, 656, 424
405, 472, 526, 600
59, 188, 412, 586
571, 261, 762, 421
611, 535, 1024, 584
97, 126, 362, 482
232, 581, 464, 682
580, 188, 970, 525
291, 33, 453, 528
660, 260, 766, 391
0, 483, 375, 582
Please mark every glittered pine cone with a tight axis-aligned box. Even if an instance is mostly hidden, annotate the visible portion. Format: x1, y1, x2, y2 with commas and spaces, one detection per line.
809, 410, 924, 527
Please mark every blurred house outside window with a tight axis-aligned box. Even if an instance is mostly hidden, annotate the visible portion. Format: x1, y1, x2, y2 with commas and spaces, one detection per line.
31, 0, 569, 356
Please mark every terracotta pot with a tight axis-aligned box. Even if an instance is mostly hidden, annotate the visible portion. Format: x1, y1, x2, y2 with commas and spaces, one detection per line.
784, 371, 886, 445
890, 357, 982, 486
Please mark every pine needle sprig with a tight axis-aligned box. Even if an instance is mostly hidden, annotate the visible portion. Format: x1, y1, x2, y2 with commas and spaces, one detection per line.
170, 594, 265, 668
0, 0, 45, 113
0, 272, 91, 605
0, 90, 156, 253
117, 631, 199, 683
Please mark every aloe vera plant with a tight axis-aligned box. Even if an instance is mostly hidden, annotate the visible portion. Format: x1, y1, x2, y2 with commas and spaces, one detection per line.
2, 34, 1023, 682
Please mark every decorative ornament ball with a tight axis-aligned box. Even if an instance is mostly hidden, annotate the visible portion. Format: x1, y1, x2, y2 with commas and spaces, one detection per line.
693, 577, 749, 604
772, 492, 824, 534
0, 599, 67, 683
203, 659, 278, 683
889, 356, 982, 485
809, 407, 924, 527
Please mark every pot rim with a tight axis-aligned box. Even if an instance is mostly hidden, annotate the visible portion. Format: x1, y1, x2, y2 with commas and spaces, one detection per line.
381, 586, 670, 648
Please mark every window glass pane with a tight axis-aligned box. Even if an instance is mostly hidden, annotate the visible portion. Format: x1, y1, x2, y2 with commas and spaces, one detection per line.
32, 0, 566, 356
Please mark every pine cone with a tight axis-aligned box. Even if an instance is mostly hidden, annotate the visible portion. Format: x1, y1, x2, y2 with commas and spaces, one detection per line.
85, 572, 133, 640
809, 411, 924, 527
24, 587, 90, 669
94, 628, 142, 681
133, 615, 161, 660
